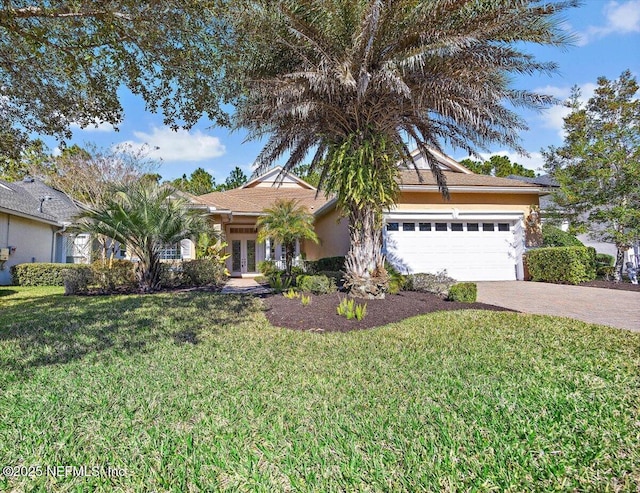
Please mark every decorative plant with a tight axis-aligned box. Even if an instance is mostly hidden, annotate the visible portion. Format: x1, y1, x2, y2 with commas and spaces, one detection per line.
300, 294, 311, 306
283, 288, 300, 299
336, 297, 367, 321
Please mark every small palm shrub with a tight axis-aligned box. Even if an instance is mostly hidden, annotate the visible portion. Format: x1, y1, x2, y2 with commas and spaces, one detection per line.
269, 273, 292, 293
447, 283, 477, 303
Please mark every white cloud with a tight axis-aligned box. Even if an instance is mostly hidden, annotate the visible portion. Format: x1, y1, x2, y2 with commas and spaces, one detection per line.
577, 0, 640, 45
456, 151, 546, 173
70, 119, 114, 132
120, 126, 226, 162
535, 82, 598, 137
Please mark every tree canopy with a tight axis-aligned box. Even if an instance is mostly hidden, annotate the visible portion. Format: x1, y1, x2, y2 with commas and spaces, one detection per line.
544, 70, 640, 280
459, 155, 536, 178
0, 1, 229, 159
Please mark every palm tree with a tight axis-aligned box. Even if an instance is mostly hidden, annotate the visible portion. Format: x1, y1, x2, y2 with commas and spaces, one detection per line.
230, 0, 574, 298
257, 199, 319, 276
77, 182, 207, 291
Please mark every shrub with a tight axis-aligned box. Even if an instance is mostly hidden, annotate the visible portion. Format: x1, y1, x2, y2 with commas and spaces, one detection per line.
447, 282, 477, 302
300, 293, 312, 306
268, 272, 292, 293
405, 270, 456, 297
385, 262, 407, 294
158, 262, 183, 289
314, 270, 344, 287
297, 274, 336, 294
542, 225, 583, 247
61, 268, 93, 295
182, 259, 227, 287
91, 259, 137, 291
283, 288, 299, 299
11, 263, 92, 286
526, 246, 596, 285
258, 260, 278, 276
595, 253, 616, 279
307, 256, 345, 273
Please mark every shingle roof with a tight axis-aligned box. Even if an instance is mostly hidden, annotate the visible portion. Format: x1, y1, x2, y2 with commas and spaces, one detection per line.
198, 187, 333, 214
506, 174, 559, 187
0, 178, 80, 224
398, 170, 542, 188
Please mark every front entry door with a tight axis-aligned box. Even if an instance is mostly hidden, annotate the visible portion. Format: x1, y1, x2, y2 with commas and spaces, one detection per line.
231, 239, 257, 274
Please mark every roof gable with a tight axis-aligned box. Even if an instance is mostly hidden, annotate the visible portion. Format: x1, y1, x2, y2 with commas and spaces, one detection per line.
404, 148, 473, 174
243, 167, 316, 190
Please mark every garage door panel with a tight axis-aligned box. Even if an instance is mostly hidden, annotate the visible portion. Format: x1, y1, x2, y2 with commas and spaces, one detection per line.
384, 222, 520, 281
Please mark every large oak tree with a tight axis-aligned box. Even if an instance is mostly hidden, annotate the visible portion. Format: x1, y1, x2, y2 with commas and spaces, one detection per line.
0, 1, 229, 158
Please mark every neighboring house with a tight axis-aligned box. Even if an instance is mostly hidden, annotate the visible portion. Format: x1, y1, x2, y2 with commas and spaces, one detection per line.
0, 177, 91, 285
195, 150, 545, 281
508, 174, 638, 266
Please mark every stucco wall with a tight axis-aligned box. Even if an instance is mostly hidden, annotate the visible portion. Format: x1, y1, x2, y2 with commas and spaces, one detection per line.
0, 213, 56, 285
395, 191, 540, 210
304, 208, 350, 260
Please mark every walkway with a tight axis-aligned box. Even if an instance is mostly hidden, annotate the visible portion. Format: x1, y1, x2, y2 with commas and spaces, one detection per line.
221, 277, 272, 295
476, 281, 640, 332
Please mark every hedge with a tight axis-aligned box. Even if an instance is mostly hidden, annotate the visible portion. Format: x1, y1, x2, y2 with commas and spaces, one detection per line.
181, 259, 227, 287
11, 263, 93, 286
306, 256, 345, 274
296, 274, 336, 294
526, 247, 596, 285
542, 225, 583, 247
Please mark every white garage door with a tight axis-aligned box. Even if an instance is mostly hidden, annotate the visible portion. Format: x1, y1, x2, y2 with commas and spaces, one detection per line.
384, 219, 523, 281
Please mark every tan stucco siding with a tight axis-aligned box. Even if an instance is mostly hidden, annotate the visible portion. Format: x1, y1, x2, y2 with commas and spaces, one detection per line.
394, 191, 540, 210
0, 213, 56, 285
304, 208, 350, 260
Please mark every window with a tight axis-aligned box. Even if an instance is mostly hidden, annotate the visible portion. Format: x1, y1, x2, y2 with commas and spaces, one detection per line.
386, 222, 399, 231
403, 222, 415, 231
419, 222, 431, 231
435, 223, 447, 231
498, 223, 510, 232
483, 223, 495, 232
451, 223, 463, 232
160, 243, 182, 260
467, 223, 479, 232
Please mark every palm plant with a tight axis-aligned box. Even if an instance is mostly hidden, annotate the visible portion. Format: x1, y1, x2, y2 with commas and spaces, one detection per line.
257, 199, 319, 276
77, 182, 206, 291
230, 0, 575, 297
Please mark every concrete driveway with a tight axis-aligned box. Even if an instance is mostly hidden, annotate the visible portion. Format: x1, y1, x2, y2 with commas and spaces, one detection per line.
476, 281, 640, 332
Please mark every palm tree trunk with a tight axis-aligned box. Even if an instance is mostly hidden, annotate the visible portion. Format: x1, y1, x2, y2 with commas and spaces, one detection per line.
344, 205, 389, 299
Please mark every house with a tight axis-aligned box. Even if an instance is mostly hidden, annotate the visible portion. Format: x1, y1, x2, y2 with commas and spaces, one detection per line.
195, 150, 545, 281
0, 177, 91, 285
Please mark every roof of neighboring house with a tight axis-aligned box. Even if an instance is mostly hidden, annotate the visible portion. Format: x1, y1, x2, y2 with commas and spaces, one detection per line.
0, 177, 80, 225
198, 187, 332, 214
506, 174, 559, 187
398, 170, 542, 189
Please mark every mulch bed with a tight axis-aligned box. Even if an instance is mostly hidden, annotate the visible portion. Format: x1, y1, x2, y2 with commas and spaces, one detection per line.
262, 290, 512, 332
579, 280, 640, 292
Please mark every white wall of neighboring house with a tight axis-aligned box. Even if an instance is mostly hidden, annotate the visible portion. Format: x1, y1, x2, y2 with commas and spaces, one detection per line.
0, 212, 57, 285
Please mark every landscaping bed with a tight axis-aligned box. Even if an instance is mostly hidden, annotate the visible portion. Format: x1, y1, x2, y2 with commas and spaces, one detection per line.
579, 279, 640, 292
262, 290, 512, 332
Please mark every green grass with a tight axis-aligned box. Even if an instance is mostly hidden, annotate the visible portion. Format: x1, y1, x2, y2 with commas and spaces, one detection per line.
1, 287, 639, 491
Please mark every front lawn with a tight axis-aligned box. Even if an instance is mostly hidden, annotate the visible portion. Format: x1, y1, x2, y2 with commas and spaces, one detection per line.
1, 287, 638, 491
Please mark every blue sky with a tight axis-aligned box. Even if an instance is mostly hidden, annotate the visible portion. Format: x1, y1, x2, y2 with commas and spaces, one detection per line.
43, 0, 640, 181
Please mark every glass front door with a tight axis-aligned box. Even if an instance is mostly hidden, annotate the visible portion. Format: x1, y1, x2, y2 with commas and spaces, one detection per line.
230, 238, 258, 274
232, 240, 242, 272
246, 240, 256, 272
